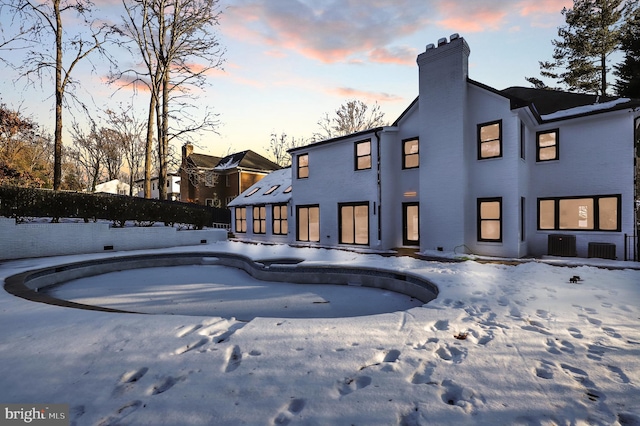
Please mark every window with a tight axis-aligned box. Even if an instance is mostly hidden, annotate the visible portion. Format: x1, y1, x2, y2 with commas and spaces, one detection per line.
339, 203, 369, 245
297, 205, 319, 242
273, 204, 288, 235
245, 187, 260, 197
478, 120, 502, 159
355, 140, 372, 170
264, 185, 280, 195
537, 195, 620, 231
297, 154, 309, 179
403, 202, 419, 246
403, 138, 419, 169
537, 129, 558, 161
253, 206, 266, 234
225, 175, 230, 187
283, 185, 292, 193
478, 198, 502, 242
235, 207, 246, 233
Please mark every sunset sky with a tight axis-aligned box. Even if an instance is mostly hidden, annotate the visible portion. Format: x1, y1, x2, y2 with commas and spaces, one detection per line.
0, 0, 577, 160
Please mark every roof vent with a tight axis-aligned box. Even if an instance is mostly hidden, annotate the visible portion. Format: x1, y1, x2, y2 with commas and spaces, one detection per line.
438, 37, 448, 46
426, 43, 435, 50
450, 33, 460, 41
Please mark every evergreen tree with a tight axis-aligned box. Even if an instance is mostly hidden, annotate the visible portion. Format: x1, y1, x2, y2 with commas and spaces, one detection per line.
615, 2, 640, 97
528, 0, 625, 95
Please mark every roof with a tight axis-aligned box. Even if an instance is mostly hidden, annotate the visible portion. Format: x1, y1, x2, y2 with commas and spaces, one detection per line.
497, 85, 640, 122
189, 153, 221, 169
215, 150, 281, 172
227, 168, 292, 207
288, 127, 384, 154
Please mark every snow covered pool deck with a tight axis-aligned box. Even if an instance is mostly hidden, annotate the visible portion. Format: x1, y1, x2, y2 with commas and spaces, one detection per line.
3, 252, 438, 318
1, 242, 639, 425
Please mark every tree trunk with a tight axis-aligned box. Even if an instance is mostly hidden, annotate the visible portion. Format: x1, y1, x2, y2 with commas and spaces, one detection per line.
144, 93, 155, 198
53, 0, 63, 190
601, 53, 607, 96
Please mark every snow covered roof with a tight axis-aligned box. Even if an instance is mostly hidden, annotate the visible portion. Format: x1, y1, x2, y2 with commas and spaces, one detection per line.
214, 150, 281, 172
227, 168, 292, 207
500, 86, 640, 122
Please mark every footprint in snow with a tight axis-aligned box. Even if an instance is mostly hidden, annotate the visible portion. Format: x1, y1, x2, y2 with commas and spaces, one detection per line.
534, 360, 555, 380
434, 343, 467, 364
174, 338, 209, 355
567, 327, 583, 339
439, 379, 484, 414
149, 375, 185, 395
96, 400, 142, 426
175, 324, 202, 338
335, 375, 372, 397
409, 361, 437, 385
272, 398, 306, 425
544, 338, 575, 355
224, 345, 242, 373
112, 367, 149, 396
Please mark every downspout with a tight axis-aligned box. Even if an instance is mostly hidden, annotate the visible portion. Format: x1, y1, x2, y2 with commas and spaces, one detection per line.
375, 129, 382, 246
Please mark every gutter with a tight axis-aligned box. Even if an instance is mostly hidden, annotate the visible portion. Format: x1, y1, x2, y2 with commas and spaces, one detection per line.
375, 129, 382, 245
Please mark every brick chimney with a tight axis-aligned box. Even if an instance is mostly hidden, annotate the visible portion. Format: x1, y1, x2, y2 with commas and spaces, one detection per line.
182, 143, 194, 159
416, 34, 471, 253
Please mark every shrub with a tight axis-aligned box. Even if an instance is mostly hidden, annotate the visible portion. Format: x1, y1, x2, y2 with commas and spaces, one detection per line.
0, 186, 230, 229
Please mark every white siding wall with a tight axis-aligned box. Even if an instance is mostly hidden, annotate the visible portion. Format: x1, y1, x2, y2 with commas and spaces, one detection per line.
527, 111, 636, 258
291, 134, 379, 248
465, 85, 522, 258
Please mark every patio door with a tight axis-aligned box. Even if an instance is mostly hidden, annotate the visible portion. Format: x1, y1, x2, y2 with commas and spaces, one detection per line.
403, 202, 419, 246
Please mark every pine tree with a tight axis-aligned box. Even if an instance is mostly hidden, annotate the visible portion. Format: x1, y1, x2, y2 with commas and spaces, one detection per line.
529, 0, 625, 95
615, 2, 640, 97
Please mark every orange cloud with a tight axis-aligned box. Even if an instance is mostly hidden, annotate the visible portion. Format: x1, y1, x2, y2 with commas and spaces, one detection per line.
331, 87, 403, 103
368, 46, 417, 66
434, 2, 508, 32
518, 0, 573, 16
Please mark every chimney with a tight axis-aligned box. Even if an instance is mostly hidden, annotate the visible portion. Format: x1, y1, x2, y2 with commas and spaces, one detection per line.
182, 143, 194, 159
417, 33, 470, 84
416, 34, 470, 254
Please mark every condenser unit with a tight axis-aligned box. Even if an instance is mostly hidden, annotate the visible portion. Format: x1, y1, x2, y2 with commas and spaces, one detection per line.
548, 234, 577, 257
588, 242, 616, 260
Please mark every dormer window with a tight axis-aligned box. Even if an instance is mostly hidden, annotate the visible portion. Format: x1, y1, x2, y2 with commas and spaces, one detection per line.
245, 187, 260, 197
264, 185, 280, 195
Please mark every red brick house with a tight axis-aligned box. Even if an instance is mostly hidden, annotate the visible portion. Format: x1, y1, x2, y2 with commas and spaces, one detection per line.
181, 144, 280, 208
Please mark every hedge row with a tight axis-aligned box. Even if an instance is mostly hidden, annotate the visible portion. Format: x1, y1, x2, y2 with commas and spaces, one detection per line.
0, 186, 230, 229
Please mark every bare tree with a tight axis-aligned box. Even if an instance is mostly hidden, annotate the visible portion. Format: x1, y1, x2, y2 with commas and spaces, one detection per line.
68, 122, 106, 192
315, 100, 387, 140
0, 0, 120, 190
266, 132, 309, 167
105, 106, 145, 196
117, 0, 224, 200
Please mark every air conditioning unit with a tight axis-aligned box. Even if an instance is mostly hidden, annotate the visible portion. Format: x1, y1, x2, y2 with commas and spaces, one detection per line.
588, 242, 616, 260
548, 234, 577, 257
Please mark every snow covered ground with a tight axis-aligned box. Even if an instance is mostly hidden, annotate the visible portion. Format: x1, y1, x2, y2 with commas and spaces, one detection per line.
0, 241, 639, 425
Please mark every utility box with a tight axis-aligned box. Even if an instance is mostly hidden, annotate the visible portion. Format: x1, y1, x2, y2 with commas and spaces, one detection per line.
548, 234, 577, 257
588, 242, 616, 260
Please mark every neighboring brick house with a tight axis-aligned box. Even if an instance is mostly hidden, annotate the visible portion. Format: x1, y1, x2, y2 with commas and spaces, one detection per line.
180, 144, 280, 208
229, 34, 640, 260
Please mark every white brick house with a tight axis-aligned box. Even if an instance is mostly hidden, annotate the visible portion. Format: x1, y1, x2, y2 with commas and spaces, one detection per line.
230, 35, 640, 260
